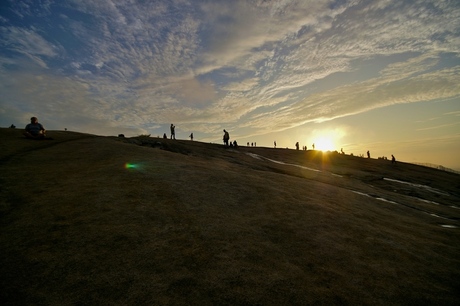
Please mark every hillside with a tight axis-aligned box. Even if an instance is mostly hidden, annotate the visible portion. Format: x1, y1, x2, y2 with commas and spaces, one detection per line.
1, 128, 459, 305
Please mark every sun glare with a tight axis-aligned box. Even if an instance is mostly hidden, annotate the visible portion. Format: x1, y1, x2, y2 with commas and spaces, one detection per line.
313, 137, 335, 152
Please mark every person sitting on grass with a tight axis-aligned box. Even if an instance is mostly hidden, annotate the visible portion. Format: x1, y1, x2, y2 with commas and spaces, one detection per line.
23, 116, 46, 139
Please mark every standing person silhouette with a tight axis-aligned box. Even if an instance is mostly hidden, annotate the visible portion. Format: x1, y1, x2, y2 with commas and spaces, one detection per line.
24, 117, 46, 139
170, 124, 176, 139
223, 129, 230, 146
189, 133, 193, 141
367, 150, 370, 158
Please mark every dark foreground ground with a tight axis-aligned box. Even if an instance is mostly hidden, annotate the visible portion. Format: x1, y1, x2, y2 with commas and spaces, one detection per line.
1, 128, 459, 305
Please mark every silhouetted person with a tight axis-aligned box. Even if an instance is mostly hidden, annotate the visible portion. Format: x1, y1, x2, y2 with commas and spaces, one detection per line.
341, 148, 344, 154
312, 143, 315, 150
391, 155, 396, 164
170, 124, 175, 139
190, 133, 193, 141
163, 133, 167, 139
223, 129, 229, 146
295, 142, 299, 150
274, 141, 276, 148
367, 150, 370, 158
9, 124, 16, 128
247, 142, 250, 146
24, 117, 46, 139
233, 140, 238, 147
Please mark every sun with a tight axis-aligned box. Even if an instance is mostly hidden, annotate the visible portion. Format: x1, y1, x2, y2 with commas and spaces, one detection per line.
313, 137, 335, 152
309, 128, 344, 152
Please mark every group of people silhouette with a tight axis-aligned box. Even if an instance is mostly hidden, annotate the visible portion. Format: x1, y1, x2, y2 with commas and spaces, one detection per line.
164, 126, 238, 147
162, 123, 189, 140
222, 129, 239, 147
18, 117, 398, 165
294, 142, 314, 151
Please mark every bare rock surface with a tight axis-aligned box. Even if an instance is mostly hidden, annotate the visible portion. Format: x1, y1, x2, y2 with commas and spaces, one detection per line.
1, 128, 459, 305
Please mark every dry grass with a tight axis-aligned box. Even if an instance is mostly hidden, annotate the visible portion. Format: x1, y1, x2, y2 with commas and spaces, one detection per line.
1, 128, 459, 305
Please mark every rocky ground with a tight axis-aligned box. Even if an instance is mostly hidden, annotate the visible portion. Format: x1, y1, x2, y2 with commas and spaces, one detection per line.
1, 128, 459, 305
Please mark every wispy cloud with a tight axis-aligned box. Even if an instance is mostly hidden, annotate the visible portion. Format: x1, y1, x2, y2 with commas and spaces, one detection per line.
416, 122, 460, 131
0, 0, 459, 141
444, 111, 460, 116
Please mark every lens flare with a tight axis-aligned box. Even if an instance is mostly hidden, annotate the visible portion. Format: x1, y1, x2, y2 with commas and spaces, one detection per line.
125, 162, 137, 169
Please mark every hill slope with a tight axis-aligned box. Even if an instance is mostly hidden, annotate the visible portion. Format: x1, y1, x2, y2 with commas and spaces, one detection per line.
1, 128, 459, 305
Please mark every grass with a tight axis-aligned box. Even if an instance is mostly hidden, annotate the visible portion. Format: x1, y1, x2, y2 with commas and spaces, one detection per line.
1, 128, 459, 305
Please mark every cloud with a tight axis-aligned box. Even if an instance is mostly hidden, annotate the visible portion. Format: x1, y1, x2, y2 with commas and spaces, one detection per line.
175, 77, 217, 106
444, 111, 460, 116
223, 78, 260, 92
62, 0, 201, 81
1, 0, 459, 141
314, 65, 459, 116
238, 56, 460, 135
416, 122, 460, 131
0, 26, 58, 67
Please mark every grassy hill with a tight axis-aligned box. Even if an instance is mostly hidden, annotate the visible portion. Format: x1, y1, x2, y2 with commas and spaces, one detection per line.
1, 127, 459, 305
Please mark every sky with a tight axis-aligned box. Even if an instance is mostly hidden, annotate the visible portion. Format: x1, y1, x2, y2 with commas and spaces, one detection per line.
1, 0, 459, 170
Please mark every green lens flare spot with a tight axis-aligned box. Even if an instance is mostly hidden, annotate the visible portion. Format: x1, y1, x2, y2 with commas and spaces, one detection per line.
125, 163, 137, 169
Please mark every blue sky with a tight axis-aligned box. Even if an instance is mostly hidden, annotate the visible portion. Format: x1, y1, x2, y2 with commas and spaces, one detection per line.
1, 0, 459, 169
